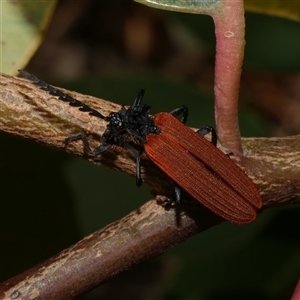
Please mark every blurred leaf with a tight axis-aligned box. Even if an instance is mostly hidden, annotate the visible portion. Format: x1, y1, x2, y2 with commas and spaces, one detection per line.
244, 13, 300, 71
245, 0, 300, 22
1, 0, 57, 74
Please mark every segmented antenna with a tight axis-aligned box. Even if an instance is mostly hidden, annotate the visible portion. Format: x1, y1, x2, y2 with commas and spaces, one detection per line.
18, 70, 107, 120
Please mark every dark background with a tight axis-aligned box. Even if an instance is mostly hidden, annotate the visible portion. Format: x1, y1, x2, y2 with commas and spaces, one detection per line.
1, 1, 300, 299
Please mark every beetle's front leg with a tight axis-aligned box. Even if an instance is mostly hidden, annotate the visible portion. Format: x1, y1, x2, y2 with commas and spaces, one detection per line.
64, 133, 112, 156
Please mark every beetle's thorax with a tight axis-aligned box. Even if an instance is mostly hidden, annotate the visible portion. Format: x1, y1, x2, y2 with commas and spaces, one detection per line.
105, 103, 160, 142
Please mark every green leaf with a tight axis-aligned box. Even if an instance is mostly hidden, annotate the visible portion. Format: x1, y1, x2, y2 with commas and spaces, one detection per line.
1, 0, 57, 74
134, 0, 221, 14
135, 0, 300, 22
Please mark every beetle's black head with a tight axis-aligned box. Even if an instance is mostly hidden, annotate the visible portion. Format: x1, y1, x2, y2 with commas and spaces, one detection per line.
102, 90, 160, 143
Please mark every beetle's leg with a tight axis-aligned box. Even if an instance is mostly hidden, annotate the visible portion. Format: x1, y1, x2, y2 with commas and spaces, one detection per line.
166, 185, 182, 206
169, 106, 189, 124
64, 133, 112, 155
92, 143, 112, 155
197, 125, 217, 146
128, 147, 142, 187
119, 138, 143, 187
173, 185, 182, 205
65, 133, 92, 153
129, 147, 142, 187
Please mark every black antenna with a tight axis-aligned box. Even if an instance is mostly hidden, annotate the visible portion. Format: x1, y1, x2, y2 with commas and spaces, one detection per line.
18, 70, 107, 120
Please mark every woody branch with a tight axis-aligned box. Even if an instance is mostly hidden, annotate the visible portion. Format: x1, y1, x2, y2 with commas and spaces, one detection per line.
0, 72, 299, 299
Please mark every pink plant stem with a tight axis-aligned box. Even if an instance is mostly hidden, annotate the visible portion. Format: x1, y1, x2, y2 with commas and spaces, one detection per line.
211, 0, 245, 154
135, 0, 246, 154
291, 280, 300, 300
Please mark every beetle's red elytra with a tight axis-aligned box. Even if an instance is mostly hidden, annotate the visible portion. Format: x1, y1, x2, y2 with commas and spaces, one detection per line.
145, 113, 262, 224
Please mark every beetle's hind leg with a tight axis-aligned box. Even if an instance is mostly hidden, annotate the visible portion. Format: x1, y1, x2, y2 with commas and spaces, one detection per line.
197, 125, 217, 146
169, 106, 189, 124
64, 133, 111, 156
